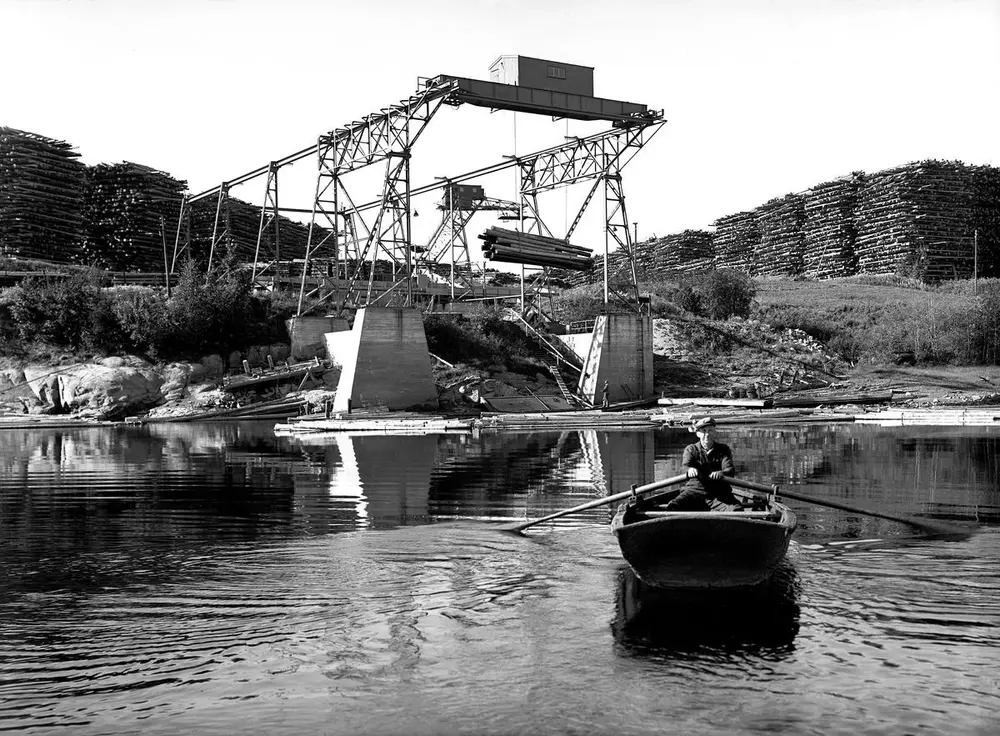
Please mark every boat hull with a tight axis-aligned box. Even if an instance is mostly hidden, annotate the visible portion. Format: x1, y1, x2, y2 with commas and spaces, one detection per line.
611, 502, 796, 589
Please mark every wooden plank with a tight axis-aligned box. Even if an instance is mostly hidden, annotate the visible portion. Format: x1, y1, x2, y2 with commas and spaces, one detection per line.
657, 397, 771, 408
770, 392, 893, 408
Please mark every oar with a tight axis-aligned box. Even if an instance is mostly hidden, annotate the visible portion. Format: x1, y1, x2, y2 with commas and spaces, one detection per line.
728, 478, 968, 537
500, 473, 689, 534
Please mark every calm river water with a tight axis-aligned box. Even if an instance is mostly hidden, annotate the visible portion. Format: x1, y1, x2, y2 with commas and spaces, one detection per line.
1, 421, 998, 735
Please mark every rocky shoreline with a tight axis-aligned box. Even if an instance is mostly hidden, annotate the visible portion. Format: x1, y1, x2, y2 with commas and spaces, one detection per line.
3, 314, 999, 425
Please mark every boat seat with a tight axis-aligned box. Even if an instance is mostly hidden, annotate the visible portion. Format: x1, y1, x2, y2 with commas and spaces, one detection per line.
641, 510, 780, 519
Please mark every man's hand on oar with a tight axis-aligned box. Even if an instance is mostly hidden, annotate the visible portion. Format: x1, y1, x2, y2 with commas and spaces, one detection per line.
499, 473, 689, 534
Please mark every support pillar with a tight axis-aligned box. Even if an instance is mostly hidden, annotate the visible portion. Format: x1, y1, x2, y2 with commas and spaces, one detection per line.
331, 307, 438, 412
577, 313, 654, 405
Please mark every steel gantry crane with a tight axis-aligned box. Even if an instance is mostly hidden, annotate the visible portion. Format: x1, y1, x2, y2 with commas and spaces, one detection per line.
171, 71, 663, 316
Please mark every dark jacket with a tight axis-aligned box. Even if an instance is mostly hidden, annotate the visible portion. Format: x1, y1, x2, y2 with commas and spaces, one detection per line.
681, 440, 737, 502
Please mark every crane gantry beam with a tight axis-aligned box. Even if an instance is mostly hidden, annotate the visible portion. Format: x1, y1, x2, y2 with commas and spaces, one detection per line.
170, 73, 664, 315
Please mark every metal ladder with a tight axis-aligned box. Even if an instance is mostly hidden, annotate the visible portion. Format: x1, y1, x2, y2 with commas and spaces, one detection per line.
547, 363, 592, 407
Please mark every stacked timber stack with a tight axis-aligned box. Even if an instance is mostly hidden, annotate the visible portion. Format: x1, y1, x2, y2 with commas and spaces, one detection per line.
911, 161, 977, 281
802, 173, 862, 278
188, 196, 321, 267
970, 164, 1000, 277
479, 226, 593, 270
551, 257, 601, 287
712, 211, 759, 273
630, 237, 658, 280
854, 160, 976, 280
0, 127, 85, 262
80, 162, 187, 271
645, 230, 715, 274
854, 164, 925, 276
754, 194, 805, 276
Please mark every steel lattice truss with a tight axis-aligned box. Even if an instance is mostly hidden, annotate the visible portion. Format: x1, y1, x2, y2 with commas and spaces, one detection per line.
300, 78, 458, 313
251, 163, 281, 286
421, 195, 519, 297
516, 123, 663, 316
171, 74, 663, 314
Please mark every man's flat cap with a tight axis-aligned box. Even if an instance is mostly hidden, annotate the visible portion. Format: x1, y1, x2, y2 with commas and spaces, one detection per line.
693, 417, 716, 431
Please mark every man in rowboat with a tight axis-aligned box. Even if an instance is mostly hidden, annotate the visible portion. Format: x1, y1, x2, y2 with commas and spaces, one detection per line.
664, 416, 741, 511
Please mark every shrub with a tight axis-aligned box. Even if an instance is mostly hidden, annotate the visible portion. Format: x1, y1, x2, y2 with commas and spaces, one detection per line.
107, 286, 167, 354
157, 260, 256, 357
672, 284, 701, 314
664, 270, 755, 319
696, 270, 756, 319
7, 270, 104, 350
947, 281, 1000, 364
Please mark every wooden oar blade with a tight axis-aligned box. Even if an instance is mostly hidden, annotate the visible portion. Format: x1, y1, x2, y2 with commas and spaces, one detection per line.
499, 473, 688, 534
728, 478, 971, 538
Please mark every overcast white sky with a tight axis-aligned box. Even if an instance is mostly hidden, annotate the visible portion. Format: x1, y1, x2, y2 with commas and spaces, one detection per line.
2, 0, 998, 248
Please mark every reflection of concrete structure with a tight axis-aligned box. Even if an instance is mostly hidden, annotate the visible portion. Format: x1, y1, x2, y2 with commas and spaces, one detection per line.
324, 434, 436, 526
325, 307, 438, 412
578, 430, 656, 497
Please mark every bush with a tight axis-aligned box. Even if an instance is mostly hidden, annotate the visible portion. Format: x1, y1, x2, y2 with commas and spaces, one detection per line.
107, 286, 167, 354
947, 281, 1000, 364
695, 270, 756, 319
663, 270, 755, 319
7, 270, 104, 350
672, 284, 701, 314
156, 259, 256, 357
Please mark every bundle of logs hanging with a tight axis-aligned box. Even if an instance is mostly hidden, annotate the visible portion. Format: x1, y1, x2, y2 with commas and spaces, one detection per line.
479, 226, 593, 270
0, 127, 86, 262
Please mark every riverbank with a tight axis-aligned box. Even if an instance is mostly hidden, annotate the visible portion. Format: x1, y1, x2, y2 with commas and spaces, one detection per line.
3, 354, 998, 427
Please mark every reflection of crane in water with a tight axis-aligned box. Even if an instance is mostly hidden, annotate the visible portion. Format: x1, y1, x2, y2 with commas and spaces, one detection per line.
426, 430, 653, 510
427, 431, 587, 507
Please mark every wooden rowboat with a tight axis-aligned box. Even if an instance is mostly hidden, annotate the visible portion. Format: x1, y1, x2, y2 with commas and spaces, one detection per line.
611, 486, 796, 589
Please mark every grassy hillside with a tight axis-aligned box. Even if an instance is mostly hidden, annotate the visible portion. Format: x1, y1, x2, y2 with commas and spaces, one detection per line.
552, 273, 1000, 367
752, 275, 1000, 364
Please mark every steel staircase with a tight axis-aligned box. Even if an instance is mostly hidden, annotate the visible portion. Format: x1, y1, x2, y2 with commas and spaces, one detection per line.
502, 308, 588, 406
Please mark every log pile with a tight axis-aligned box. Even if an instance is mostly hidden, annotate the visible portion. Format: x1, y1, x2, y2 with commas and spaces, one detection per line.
187, 196, 321, 266
803, 173, 862, 278
911, 161, 977, 281
712, 211, 759, 273
638, 230, 714, 275
754, 194, 806, 276
81, 162, 187, 271
0, 127, 85, 262
854, 160, 976, 280
479, 226, 593, 270
970, 165, 1000, 277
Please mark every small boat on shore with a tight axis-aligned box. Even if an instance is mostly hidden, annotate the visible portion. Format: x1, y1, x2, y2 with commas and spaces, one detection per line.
611, 485, 796, 589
